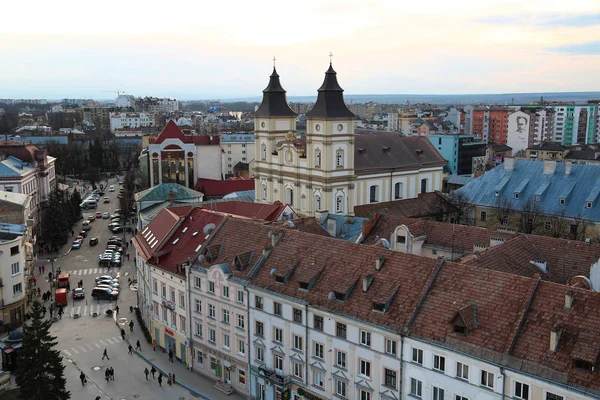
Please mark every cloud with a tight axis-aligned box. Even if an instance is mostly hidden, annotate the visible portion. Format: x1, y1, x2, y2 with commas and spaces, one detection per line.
546, 41, 600, 55
476, 13, 600, 28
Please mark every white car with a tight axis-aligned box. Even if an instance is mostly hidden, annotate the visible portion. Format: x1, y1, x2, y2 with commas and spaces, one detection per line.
95, 275, 115, 283
102, 212, 110, 219
109, 185, 115, 192
72, 240, 82, 249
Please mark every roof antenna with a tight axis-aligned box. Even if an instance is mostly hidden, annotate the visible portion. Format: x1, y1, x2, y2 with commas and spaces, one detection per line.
329, 52, 333, 65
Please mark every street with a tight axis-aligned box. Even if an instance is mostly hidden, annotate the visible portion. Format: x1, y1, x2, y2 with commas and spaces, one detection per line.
32, 178, 196, 400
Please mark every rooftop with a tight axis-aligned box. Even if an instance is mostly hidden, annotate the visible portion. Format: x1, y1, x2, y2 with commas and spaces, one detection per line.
135, 183, 204, 204
151, 120, 220, 146
195, 178, 255, 198
354, 192, 454, 219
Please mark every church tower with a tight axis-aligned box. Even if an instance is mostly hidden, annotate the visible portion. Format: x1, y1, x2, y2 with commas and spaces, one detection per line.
305, 61, 356, 215
254, 66, 297, 204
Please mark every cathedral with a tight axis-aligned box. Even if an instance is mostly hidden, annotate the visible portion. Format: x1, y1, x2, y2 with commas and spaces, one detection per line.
253, 62, 446, 216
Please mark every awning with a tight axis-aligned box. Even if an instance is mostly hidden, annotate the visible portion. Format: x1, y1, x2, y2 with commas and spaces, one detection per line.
4, 348, 14, 354
12, 343, 22, 349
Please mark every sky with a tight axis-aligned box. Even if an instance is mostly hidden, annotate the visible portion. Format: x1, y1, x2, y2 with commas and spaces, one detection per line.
1, 0, 600, 100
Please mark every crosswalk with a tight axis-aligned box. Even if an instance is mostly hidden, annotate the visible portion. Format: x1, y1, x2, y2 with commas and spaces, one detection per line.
60, 335, 124, 357
65, 267, 117, 276
67, 303, 115, 318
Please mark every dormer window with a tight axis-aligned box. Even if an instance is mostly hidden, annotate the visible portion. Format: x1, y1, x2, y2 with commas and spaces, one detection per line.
514, 193, 519, 199
299, 281, 309, 290
373, 302, 386, 312
333, 291, 345, 301
535, 195, 541, 202
451, 302, 478, 336
586, 201, 593, 209
560, 198, 565, 205
574, 359, 594, 372
275, 275, 285, 284
494, 191, 499, 197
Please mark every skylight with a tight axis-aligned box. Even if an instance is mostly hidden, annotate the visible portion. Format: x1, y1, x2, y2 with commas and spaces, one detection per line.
192, 231, 199, 236
182, 227, 188, 233
172, 238, 180, 245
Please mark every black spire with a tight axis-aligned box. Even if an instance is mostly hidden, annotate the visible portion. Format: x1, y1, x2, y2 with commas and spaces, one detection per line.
254, 68, 297, 117
305, 63, 355, 119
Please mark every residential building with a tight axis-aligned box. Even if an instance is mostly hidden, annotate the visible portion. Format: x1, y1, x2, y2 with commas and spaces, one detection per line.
387, 112, 399, 131
145, 120, 222, 188
254, 65, 446, 217
109, 112, 154, 133
507, 110, 532, 156
428, 134, 486, 175
551, 105, 597, 146
133, 97, 179, 113
471, 107, 510, 144
221, 133, 255, 179
408, 117, 438, 137
83, 106, 132, 131
456, 158, 600, 239
526, 142, 567, 161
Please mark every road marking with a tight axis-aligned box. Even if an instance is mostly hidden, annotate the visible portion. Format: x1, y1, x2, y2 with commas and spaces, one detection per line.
71, 347, 79, 354
87, 344, 95, 350
78, 345, 87, 353
83, 270, 90, 275
99, 340, 107, 346
94, 343, 101, 348
111, 336, 120, 342
63, 349, 72, 356
93, 268, 98, 274
105, 338, 114, 344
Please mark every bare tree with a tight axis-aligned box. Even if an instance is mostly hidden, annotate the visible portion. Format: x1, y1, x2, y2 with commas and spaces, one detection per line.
491, 197, 514, 227
548, 211, 570, 238
448, 191, 475, 225
518, 199, 544, 234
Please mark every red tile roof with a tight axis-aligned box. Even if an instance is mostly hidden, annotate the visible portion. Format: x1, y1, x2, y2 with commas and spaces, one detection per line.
153, 120, 220, 145
354, 192, 454, 219
200, 200, 290, 221
133, 207, 182, 261
195, 179, 255, 197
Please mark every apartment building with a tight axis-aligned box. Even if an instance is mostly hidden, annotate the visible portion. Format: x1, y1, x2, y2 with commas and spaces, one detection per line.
221, 133, 255, 179
133, 97, 179, 113
109, 112, 154, 133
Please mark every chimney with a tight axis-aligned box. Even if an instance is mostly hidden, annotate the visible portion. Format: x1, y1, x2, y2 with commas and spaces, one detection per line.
168, 191, 174, 205
543, 160, 557, 175
269, 231, 283, 247
564, 290, 574, 310
504, 157, 515, 171
565, 161, 572, 176
375, 256, 385, 270
550, 324, 563, 352
362, 274, 374, 292
326, 218, 337, 237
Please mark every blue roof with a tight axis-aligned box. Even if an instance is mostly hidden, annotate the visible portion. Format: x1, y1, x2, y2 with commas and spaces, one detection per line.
457, 160, 600, 222
320, 213, 369, 242
0, 156, 35, 177
447, 175, 475, 186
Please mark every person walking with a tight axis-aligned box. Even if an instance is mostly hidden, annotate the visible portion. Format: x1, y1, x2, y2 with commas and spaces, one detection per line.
129, 320, 134, 331
79, 371, 86, 385
37, 287, 41, 296
150, 366, 156, 379
42, 265, 45, 274
38, 265, 42, 275
102, 348, 109, 360
168, 348, 173, 362
110, 367, 115, 381
167, 373, 172, 385
144, 368, 149, 381
152, 339, 156, 351
58, 307, 63, 319
157, 373, 163, 387
121, 328, 126, 340
48, 271, 53, 281
172, 373, 176, 384
135, 339, 141, 351
128, 345, 133, 354
115, 305, 119, 314
105, 369, 110, 382
126, 253, 130, 261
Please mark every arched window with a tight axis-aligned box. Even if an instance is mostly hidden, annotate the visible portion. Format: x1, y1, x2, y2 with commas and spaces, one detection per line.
285, 187, 294, 206
336, 149, 344, 168
420, 178, 428, 194
262, 184, 267, 200
394, 182, 403, 200
315, 149, 322, 167
369, 185, 378, 203
261, 143, 267, 160
336, 195, 344, 213
315, 195, 321, 211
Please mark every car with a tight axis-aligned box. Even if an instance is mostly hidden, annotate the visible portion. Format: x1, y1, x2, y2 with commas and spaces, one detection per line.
106, 245, 123, 252
95, 212, 103, 219
109, 185, 115, 192
111, 226, 123, 233
96, 284, 120, 292
91, 287, 118, 300
107, 240, 123, 247
117, 193, 123, 199
102, 212, 110, 219
87, 215, 96, 222
114, 209, 122, 214
76, 235, 84, 242
79, 230, 87, 238
72, 240, 82, 249
103, 197, 110, 203
110, 213, 121, 219
90, 194, 100, 200
89, 237, 98, 246
95, 275, 115, 283
118, 180, 124, 185
97, 280, 120, 289
73, 288, 85, 299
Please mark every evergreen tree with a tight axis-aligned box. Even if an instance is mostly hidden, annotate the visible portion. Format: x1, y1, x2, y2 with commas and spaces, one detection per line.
15, 300, 70, 400
41, 188, 70, 251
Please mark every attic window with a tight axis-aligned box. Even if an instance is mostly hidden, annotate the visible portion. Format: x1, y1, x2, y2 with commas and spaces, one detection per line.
586, 202, 593, 209
299, 281, 309, 290
452, 302, 478, 336
574, 359, 594, 372
453, 324, 467, 335
494, 191, 499, 197
535, 195, 541, 202
382, 146, 391, 152
172, 238, 180, 245
182, 227, 188, 233
560, 198, 565, 205
333, 291, 345, 301
358, 148, 366, 154
514, 193, 520, 200
192, 231, 199, 236
275, 275, 285, 284
372, 302, 386, 313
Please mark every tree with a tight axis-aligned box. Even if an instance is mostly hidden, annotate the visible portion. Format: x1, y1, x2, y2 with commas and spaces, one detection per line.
15, 300, 70, 400
40, 188, 70, 252
491, 197, 513, 227
448, 191, 474, 225
518, 199, 544, 234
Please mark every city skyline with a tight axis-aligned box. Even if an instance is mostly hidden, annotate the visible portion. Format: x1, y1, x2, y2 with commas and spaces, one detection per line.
1, 0, 599, 99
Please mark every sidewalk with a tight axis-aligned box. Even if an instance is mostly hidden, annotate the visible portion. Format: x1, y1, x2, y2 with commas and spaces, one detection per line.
113, 297, 245, 400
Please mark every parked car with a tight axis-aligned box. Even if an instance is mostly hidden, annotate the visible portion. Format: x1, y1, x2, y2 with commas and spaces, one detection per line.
79, 230, 87, 238
109, 185, 115, 192
95, 212, 103, 219
72, 240, 82, 249
91, 287, 118, 300
89, 237, 99, 246
97, 280, 120, 289
87, 215, 96, 222
114, 209, 122, 214
107, 239, 123, 246
103, 197, 110, 203
95, 275, 115, 283
117, 193, 123, 199
111, 226, 123, 233
76, 235, 84, 242
102, 212, 110, 219
96, 284, 120, 293
73, 288, 85, 300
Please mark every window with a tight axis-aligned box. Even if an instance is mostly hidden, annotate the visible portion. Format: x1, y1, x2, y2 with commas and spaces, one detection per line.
315, 195, 321, 211
274, 327, 283, 343
13, 283, 22, 296
238, 368, 246, 384
222, 286, 229, 298
546, 393, 564, 400
293, 308, 302, 323
274, 354, 283, 371
208, 304, 215, 318
410, 378, 422, 397
180, 316, 186, 332
161, 284, 166, 298
222, 309, 230, 324
480, 370, 494, 388
384, 368, 397, 389
360, 330, 371, 347
293, 335, 303, 351
11, 262, 20, 275
335, 379, 347, 398
209, 328, 216, 343
256, 346, 264, 362
255, 321, 264, 336
222, 334, 230, 349
179, 292, 185, 308
369, 185, 378, 203
359, 359, 371, 378
336, 322, 347, 338
237, 314, 245, 329
162, 307, 167, 321
170, 311, 177, 328
480, 211, 487, 222
210, 356, 217, 371
169, 288, 175, 303
313, 370, 324, 388
208, 281, 215, 293
420, 178, 428, 193
293, 361, 304, 380
237, 290, 244, 303
314, 342, 324, 359
385, 338, 397, 356
359, 390, 371, 400
273, 302, 282, 316
456, 362, 469, 380
262, 185, 267, 200
10, 246, 19, 256
153, 279, 158, 294
314, 315, 324, 331
237, 339, 245, 355
315, 150, 322, 167
196, 350, 203, 365
412, 348, 423, 364
569, 224, 578, 236
433, 386, 445, 400
195, 299, 201, 313
336, 350, 347, 369
336, 195, 343, 213
545, 220, 552, 231
515, 382, 530, 400
255, 296, 263, 309
456, 396, 468, 400
394, 182, 403, 199
514, 192, 520, 199
194, 276, 201, 289
336, 149, 344, 167
501, 215, 509, 225
195, 322, 202, 337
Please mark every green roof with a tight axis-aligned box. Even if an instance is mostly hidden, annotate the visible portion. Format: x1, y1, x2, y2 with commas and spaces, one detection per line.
135, 183, 204, 203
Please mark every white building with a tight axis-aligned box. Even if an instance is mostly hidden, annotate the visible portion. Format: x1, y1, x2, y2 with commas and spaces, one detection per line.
221, 133, 255, 178
507, 110, 531, 156
387, 112, 399, 131
115, 94, 134, 107
109, 112, 154, 133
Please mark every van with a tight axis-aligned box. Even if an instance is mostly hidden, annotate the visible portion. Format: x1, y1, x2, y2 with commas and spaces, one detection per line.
57, 273, 70, 289
86, 200, 98, 209
82, 221, 91, 230
55, 289, 68, 306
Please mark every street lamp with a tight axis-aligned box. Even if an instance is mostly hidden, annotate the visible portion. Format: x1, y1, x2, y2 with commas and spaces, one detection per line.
47, 258, 57, 287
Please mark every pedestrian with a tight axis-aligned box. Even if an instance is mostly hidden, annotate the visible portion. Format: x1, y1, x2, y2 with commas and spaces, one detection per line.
121, 328, 126, 340
72, 230, 74, 236
80, 371, 86, 385
168, 349, 173, 362
38, 265, 42, 275
42, 292, 46, 302
48, 271, 53, 281
42, 306, 47, 317
102, 348, 109, 360
144, 368, 149, 381
152, 339, 156, 351
172, 373, 176, 384
115, 305, 119, 314
58, 307, 63, 319
33, 276, 37, 287
129, 320, 134, 331
135, 340, 141, 351
110, 367, 115, 381
42, 265, 45, 274
150, 366, 156, 379
126, 253, 130, 261
105, 369, 110, 382
128, 344, 133, 354
167, 373, 172, 385
157, 373, 163, 387
37, 287, 41, 296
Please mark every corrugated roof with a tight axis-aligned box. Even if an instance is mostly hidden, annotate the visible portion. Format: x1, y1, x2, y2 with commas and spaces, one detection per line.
195, 178, 255, 197
135, 183, 204, 203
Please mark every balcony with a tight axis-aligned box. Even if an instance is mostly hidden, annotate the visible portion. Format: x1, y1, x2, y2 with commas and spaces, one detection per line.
257, 365, 291, 387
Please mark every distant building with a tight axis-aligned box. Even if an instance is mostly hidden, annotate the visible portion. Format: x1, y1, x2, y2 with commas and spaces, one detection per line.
133, 97, 179, 113
109, 112, 154, 133
526, 142, 567, 161
471, 106, 511, 144
428, 134, 486, 175
220, 133, 254, 179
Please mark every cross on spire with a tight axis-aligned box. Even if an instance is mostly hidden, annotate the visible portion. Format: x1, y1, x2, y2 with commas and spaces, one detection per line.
329, 52, 333, 64
273, 56, 276, 68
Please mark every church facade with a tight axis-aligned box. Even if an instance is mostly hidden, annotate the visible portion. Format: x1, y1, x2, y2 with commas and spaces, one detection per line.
254, 64, 446, 216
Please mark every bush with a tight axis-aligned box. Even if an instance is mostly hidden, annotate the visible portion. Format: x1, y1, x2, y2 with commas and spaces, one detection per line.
135, 307, 152, 343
